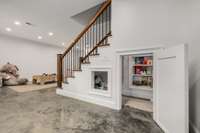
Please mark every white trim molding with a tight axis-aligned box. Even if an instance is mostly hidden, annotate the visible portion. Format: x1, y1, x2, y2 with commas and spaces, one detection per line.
115, 46, 162, 112
116, 45, 163, 54
89, 66, 112, 98
56, 88, 116, 109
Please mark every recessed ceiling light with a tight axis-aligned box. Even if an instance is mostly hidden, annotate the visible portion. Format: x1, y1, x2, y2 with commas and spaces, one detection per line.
14, 21, 21, 26
5, 27, 12, 32
38, 36, 42, 40
25, 22, 33, 26
48, 32, 54, 36
62, 43, 65, 46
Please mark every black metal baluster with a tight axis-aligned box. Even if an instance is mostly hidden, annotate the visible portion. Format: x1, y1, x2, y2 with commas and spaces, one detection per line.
64, 57, 66, 82
71, 49, 73, 76
95, 20, 98, 54
78, 40, 81, 69
62, 57, 64, 82
82, 36, 84, 63
84, 33, 86, 59
66, 57, 67, 82
92, 25, 95, 55
68, 51, 70, 77
86, 31, 88, 55
69, 52, 71, 76
89, 28, 91, 53
109, 5, 111, 33
106, 7, 108, 35
72, 47, 74, 71
101, 13, 104, 45
70, 50, 72, 76
99, 15, 101, 42
76, 44, 78, 70
80, 38, 82, 58
67, 54, 69, 78
105, 7, 108, 45
75, 46, 76, 70
74, 43, 77, 70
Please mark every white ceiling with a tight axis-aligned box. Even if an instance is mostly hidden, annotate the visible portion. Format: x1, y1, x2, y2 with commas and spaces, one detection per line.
0, 0, 105, 47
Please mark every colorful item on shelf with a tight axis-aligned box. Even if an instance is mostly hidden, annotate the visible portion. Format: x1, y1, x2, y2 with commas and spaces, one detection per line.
146, 67, 152, 75
135, 57, 140, 64
143, 57, 148, 64
147, 77, 153, 87
132, 76, 142, 86
135, 57, 144, 64
132, 55, 153, 88
135, 66, 142, 74
141, 71, 146, 75
147, 60, 152, 65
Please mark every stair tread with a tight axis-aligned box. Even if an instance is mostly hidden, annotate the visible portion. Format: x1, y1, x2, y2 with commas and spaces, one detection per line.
82, 62, 90, 64
98, 43, 110, 47
90, 53, 100, 56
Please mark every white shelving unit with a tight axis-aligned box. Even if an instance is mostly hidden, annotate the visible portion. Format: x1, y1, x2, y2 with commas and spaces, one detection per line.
128, 53, 153, 99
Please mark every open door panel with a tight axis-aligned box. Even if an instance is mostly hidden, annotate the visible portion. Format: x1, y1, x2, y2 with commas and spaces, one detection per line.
154, 44, 189, 133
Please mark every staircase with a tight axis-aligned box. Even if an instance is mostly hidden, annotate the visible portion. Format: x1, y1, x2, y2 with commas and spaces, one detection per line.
57, 0, 112, 88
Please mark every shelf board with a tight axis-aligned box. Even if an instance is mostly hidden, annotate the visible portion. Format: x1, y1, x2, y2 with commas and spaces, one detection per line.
133, 74, 153, 77
130, 85, 153, 91
133, 64, 153, 67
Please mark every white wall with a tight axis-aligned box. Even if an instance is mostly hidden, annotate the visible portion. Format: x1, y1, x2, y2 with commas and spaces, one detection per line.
112, 0, 200, 132
0, 34, 62, 80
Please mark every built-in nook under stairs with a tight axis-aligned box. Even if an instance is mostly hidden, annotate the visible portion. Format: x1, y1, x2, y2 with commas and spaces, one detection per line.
57, 0, 112, 87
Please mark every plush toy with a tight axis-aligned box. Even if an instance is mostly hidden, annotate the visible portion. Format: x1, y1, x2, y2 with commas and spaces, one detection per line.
0, 62, 28, 86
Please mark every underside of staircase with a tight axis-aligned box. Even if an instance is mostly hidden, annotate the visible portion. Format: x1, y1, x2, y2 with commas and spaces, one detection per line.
57, 0, 112, 88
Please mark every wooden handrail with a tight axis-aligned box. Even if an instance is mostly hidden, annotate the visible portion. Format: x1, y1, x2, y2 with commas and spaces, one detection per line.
62, 0, 112, 58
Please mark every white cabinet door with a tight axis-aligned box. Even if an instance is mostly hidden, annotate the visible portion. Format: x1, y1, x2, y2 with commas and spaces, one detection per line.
154, 44, 189, 133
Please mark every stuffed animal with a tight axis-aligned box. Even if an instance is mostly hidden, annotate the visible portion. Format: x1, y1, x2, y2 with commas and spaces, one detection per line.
0, 62, 28, 86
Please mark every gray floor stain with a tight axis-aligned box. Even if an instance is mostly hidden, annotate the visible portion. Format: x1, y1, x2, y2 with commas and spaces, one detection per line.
0, 87, 163, 133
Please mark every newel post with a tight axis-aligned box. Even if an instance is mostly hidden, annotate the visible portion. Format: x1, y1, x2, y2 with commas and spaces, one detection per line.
57, 54, 63, 88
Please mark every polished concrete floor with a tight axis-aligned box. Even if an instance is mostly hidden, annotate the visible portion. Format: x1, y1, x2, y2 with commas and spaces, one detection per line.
0, 87, 163, 133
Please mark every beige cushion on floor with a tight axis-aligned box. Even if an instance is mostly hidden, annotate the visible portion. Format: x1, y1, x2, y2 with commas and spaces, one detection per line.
8, 83, 57, 93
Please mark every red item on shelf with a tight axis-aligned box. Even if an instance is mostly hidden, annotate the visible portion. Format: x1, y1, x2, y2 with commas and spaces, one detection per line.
135, 66, 142, 74
143, 57, 148, 64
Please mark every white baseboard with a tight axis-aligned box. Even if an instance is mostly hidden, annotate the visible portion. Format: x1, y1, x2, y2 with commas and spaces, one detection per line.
155, 119, 169, 133
56, 88, 117, 110
190, 121, 200, 133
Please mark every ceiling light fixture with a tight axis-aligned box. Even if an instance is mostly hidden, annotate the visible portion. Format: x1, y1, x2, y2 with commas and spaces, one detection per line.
25, 22, 33, 26
14, 21, 21, 26
38, 36, 42, 40
62, 43, 65, 46
48, 32, 54, 36
5, 27, 12, 32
